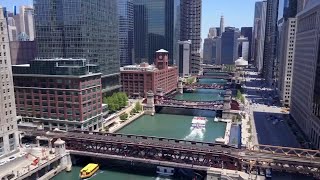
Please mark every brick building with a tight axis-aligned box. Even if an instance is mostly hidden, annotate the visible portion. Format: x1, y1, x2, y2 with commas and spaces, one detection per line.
121, 49, 178, 97
12, 58, 103, 131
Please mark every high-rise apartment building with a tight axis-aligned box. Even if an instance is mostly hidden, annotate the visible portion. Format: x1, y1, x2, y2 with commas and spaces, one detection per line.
34, 0, 120, 93
263, 0, 279, 86
133, 0, 180, 65
0, 6, 19, 157
118, 0, 134, 67
19, 6, 35, 41
181, 0, 202, 74
221, 28, 239, 65
291, 0, 320, 149
240, 27, 253, 61
252, 1, 267, 72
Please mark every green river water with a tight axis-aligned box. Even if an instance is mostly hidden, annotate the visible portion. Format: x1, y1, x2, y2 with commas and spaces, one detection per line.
53, 79, 227, 180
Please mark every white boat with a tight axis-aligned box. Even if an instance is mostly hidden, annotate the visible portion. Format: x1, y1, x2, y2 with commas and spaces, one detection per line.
156, 166, 174, 176
214, 117, 219, 122
191, 117, 207, 129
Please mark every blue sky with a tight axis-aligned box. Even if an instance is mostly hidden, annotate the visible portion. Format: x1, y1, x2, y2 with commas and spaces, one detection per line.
2, 0, 255, 41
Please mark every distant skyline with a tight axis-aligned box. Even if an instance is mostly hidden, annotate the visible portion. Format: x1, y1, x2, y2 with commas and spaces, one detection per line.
2, 0, 255, 44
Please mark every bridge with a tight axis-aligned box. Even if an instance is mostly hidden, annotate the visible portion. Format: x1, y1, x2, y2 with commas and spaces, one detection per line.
197, 75, 232, 80
29, 130, 320, 178
156, 101, 224, 111
184, 84, 225, 90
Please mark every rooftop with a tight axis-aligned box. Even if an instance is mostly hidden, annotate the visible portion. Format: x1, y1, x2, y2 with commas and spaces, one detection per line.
156, 49, 168, 53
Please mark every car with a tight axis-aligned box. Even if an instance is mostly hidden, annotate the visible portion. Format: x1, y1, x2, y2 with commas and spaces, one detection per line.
0, 161, 6, 166
25, 144, 31, 148
8, 156, 15, 162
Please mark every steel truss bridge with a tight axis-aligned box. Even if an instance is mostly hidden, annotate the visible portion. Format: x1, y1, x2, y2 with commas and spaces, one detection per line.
197, 75, 232, 80
30, 130, 320, 178
184, 84, 225, 90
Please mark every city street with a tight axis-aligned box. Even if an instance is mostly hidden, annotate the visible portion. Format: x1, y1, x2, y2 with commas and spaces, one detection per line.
243, 69, 300, 148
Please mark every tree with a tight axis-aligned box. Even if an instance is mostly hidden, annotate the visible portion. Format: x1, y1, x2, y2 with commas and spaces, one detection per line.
120, 113, 128, 120
236, 90, 242, 100
134, 102, 142, 112
232, 116, 237, 123
103, 97, 108, 104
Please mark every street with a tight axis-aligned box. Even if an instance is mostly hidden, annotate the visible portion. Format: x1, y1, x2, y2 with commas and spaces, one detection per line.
243, 69, 300, 148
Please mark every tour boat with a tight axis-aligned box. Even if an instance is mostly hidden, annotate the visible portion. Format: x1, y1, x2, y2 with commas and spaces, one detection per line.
191, 117, 207, 129
80, 163, 99, 179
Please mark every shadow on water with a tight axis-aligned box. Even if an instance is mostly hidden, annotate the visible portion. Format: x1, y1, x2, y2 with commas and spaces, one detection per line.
155, 106, 220, 118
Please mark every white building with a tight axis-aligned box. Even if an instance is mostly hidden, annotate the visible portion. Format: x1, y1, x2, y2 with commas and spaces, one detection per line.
277, 18, 296, 107
237, 36, 249, 61
19, 6, 34, 41
178, 40, 191, 77
0, 6, 19, 157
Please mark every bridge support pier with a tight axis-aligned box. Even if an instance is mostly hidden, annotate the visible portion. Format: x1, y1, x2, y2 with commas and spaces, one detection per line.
145, 91, 155, 115
178, 78, 183, 94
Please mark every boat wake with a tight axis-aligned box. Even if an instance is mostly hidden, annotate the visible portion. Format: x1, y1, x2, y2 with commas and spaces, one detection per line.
184, 128, 205, 141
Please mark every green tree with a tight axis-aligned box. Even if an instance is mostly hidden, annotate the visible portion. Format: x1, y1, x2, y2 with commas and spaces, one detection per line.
236, 90, 242, 100
120, 113, 128, 120
240, 96, 245, 104
134, 102, 142, 112
103, 97, 108, 104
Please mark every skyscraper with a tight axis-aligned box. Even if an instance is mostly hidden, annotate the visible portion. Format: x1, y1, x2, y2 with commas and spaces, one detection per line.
19, 6, 35, 41
220, 15, 225, 36
133, 0, 180, 65
203, 37, 217, 65
252, 1, 267, 72
34, 0, 120, 93
208, 27, 217, 38
118, 0, 134, 66
276, 0, 297, 107
291, 0, 320, 149
263, 0, 279, 86
237, 36, 249, 61
178, 40, 191, 76
181, 0, 202, 74
240, 27, 253, 61
0, 6, 19, 157
221, 28, 239, 65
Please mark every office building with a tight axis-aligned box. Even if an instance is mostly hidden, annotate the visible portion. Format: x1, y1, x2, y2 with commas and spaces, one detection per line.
0, 6, 19, 157
19, 6, 35, 41
118, 0, 134, 66
7, 17, 18, 41
178, 40, 191, 77
252, 1, 267, 72
277, 18, 296, 107
203, 37, 219, 65
12, 58, 103, 131
134, 0, 180, 65
240, 27, 253, 61
181, 0, 202, 74
276, 0, 297, 107
263, 0, 279, 86
34, 0, 120, 93
9, 41, 36, 65
221, 28, 239, 65
121, 49, 178, 97
237, 36, 249, 61
291, 0, 320, 149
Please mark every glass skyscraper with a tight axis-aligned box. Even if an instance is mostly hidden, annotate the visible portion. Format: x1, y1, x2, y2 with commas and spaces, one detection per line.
133, 0, 180, 65
221, 28, 239, 65
118, 0, 134, 66
34, 0, 120, 92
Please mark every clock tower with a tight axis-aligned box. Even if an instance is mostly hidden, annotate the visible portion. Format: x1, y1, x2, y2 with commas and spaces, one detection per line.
155, 49, 169, 70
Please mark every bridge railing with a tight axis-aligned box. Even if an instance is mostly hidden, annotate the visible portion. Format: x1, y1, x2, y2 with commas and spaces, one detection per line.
250, 144, 320, 159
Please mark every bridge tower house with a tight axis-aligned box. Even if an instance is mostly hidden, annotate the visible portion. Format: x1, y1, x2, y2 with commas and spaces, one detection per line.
178, 78, 183, 94
54, 138, 72, 172
145, 90, 155, 115
155, 87, 164, 104
223, 89, 232, 110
